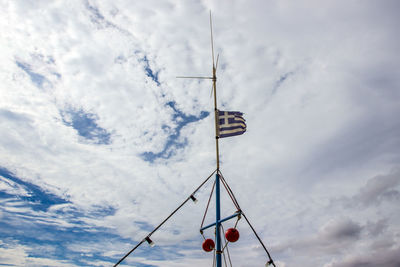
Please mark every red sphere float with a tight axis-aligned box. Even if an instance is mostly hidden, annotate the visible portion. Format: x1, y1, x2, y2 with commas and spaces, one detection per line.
202, 238, 215, 252
225, 228, 240, 243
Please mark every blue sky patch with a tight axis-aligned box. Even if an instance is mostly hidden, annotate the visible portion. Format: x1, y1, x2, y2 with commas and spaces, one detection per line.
271, 71, 295, 95
0, 167, 68, 211
135, 221, 155, 232
0, 167, 126, 266
141, 101, 209, 162
62, 108, 111, 145
140, 56, 160, 86
16, 61, 48, 88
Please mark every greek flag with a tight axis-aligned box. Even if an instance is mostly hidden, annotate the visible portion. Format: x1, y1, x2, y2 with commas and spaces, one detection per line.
218, 110, 246, 138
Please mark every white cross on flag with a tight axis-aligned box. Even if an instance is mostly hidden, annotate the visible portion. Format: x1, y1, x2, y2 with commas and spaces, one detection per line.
218, 110, 246, 138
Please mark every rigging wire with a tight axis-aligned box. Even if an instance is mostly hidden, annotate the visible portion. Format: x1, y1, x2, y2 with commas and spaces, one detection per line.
200, 180, 216, 230
220, 225, 227, 267
114, 169, 277, 267
201, 171, 241, 236
114, 169, 217, 267
234, 213, 241, 229
242, 213, 276, 267
219, 173, 240, 210
222, 249, 228, 267
218, 171, 241, 210
221, 224, 233, 267
218, 171, 276, 267
212, 249, 216, 267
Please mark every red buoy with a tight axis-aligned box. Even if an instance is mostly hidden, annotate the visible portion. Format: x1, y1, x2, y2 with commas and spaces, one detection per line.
202, 238, 215, 252
225, 228, 240, 242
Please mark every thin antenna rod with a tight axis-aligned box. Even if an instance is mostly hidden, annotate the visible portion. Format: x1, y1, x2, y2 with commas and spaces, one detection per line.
210, 11, 215, 68
209, 11, 220, 171
176, 76, 213, 79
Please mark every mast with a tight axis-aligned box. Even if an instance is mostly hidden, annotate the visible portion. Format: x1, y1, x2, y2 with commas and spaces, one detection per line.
114, 11, 276, 267
177, 11, 223, 266
209, 13, 223, 267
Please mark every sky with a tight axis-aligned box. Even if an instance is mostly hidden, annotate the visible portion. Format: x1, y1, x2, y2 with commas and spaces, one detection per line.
1, 0, 400, 266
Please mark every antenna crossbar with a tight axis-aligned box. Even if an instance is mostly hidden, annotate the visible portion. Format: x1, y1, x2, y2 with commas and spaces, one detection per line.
176, 76, 213, 79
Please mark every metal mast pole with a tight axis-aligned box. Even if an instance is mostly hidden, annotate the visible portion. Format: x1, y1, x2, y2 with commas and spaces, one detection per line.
210, 12, 222, 267
177, 12, 222, 266
211, 14, 220, 172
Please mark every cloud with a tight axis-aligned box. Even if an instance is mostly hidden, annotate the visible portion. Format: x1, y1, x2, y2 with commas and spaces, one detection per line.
271, 169, 400, 266
0, 240, 78, 267
1, 0, 400, 266
332, 169, 400, 209
273, 218, 363, 256
365, 219, 388, 238
141, 101, 209, 162
321, 218, 362, 241
327, 247, 400, 267
353, 169, 400, 207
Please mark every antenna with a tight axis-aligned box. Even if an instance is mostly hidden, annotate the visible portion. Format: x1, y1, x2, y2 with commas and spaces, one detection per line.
210, 11, 215, 69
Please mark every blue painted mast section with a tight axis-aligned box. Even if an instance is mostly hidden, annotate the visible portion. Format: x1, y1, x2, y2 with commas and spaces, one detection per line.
215, 173, 222, 267
200, 211, 241, 232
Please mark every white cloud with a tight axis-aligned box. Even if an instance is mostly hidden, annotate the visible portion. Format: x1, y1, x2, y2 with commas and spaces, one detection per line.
1, 0, 399, 266
0, 240, 78, 267
0, 175, 30, 197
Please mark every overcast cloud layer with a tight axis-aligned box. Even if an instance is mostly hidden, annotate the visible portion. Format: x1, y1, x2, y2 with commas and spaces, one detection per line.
1, 0, 400, 266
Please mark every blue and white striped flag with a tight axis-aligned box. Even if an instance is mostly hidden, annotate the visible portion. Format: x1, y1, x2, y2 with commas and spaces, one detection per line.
218, 110, 246, 138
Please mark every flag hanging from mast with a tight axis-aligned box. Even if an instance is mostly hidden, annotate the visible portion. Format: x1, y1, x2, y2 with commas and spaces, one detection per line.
218, 110, 246, 138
